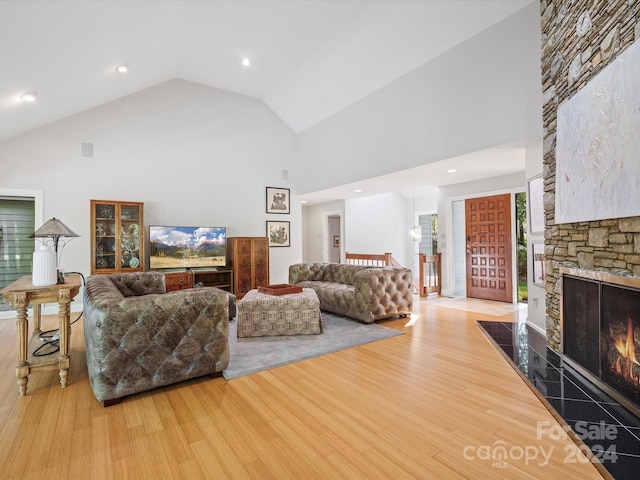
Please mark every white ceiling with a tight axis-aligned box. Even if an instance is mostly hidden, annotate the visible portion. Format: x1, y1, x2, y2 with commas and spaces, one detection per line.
300, 144, 527, 205
1, 0, 533, 199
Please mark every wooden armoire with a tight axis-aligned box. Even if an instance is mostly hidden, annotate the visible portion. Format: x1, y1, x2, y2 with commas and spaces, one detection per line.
227, 237, 269, 299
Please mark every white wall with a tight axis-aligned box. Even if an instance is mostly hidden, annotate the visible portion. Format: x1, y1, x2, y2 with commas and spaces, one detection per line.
414, 190, 438, 216
302, 190, 438, 272
303, 189, 437, 268
525, 140, 545, 333
450, 199, 466, 296
345, 192, 408, 265
294, 4, 542, 195
0, 79, 299, 310
410, 189, 439, 277
302, 200, 345, 263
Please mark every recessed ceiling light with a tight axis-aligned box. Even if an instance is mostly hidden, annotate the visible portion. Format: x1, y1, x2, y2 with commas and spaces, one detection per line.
20, 92, 37, 102
116, 64, 128, 73
354, 189, 362, 193
447, 169, 457, 173
241, 57, 251, 67
301, 200, 307, 204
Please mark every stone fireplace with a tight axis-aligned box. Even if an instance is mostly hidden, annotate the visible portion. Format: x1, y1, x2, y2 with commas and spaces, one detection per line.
561, 267, 640, 416
541, 3, 640, 354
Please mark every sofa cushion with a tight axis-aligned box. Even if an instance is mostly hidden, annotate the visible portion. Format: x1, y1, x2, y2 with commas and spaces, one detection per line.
289, 263, 326, 283
110, 271, 166, 297
298, 281, 358, 318
322, 263, 368, 284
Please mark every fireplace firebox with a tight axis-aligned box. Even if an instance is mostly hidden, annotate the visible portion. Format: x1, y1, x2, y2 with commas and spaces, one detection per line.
601, 283, 640, 406
561, 267, 640, 415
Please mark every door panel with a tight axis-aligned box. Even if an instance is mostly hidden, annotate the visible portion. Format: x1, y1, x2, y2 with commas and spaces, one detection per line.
465, 194, 513, 302
235, 238, 253, 295
252, 238, 269, 287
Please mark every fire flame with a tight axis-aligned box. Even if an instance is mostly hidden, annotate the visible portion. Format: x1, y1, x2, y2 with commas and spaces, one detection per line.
612, 316, 640, 384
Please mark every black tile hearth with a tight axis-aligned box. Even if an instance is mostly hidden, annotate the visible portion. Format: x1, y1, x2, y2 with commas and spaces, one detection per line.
478, 320, 640, 480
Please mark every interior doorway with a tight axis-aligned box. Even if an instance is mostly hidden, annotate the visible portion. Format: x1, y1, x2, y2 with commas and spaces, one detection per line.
326, 214, 341, 263
417, 214, 438, 256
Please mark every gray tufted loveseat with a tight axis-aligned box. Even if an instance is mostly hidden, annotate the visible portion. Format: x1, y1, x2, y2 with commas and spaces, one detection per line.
288, 263, 413, 323
83, 271, 231, 405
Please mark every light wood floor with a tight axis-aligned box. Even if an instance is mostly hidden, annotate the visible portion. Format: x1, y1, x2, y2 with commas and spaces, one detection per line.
0, 297, 605, 479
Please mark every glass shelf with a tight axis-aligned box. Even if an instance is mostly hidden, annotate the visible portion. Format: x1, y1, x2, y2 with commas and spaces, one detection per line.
91, 200, 144, 274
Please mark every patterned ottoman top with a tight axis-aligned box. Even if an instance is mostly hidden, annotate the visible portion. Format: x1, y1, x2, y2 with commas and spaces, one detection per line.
239, 287, 319, 308
237, 287, 322, 337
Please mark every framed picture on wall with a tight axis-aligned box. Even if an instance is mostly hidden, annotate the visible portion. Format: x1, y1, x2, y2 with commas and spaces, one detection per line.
333, 235, 340, 248
528, 174, 544, 235
267, 221, 290, 247
532, 242, 545, 286
266, 187, 290, 214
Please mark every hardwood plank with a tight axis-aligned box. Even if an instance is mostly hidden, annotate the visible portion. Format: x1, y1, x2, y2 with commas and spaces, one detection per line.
89, 415, 114, 480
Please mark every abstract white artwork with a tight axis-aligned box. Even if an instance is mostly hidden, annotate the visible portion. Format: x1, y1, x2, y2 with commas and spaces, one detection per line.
555, 39, 640, 224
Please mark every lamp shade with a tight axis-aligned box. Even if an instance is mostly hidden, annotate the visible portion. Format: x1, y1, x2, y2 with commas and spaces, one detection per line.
29, 217, 79, 239
29, 217, 79, 253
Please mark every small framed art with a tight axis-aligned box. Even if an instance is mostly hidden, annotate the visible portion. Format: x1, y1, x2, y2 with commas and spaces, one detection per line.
532, 242, 545, 286
333, 235, 340, 248
267, 221, 290, 247
528, 174, 544, 235
266, 187, 290, 214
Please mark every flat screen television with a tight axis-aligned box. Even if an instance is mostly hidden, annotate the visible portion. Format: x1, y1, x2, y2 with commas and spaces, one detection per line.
149, 225, 226, 270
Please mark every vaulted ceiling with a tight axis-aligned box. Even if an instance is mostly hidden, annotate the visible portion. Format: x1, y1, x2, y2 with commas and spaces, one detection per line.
1, 0, 534, 200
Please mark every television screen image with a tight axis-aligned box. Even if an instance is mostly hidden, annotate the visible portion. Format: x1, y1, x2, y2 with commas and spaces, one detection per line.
149, 226, 226, 270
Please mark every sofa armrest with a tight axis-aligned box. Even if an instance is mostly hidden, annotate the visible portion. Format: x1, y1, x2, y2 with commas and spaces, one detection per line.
353, 267, 413, 321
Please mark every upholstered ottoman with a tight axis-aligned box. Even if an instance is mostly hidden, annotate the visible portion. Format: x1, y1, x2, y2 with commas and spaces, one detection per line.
237, 288, 323, 337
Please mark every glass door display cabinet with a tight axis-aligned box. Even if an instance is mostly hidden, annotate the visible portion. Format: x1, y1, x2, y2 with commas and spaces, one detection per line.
90, 200, 144, 274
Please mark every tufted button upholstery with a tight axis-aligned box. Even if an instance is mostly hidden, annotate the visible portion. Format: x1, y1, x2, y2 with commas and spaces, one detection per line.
110, 271, 166, 297
289, 263, 413, 323
83, 272, 229, 403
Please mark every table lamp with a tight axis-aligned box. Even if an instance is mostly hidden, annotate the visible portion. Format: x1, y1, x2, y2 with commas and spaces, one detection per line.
29, 217, 79, 284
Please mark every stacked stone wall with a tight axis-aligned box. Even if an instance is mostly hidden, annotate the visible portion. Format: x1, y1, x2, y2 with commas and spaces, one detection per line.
540, 0, 640, 352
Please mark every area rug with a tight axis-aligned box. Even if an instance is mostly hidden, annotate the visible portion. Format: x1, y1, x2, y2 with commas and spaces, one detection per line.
222, 312, 403, 380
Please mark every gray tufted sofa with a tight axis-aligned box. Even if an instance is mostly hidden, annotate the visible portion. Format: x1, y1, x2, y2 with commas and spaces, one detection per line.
289, 263, 413, 323
83, 272, 231, 406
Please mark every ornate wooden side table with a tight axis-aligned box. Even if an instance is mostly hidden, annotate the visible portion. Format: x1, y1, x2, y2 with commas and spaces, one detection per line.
1, 274, 82, 396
